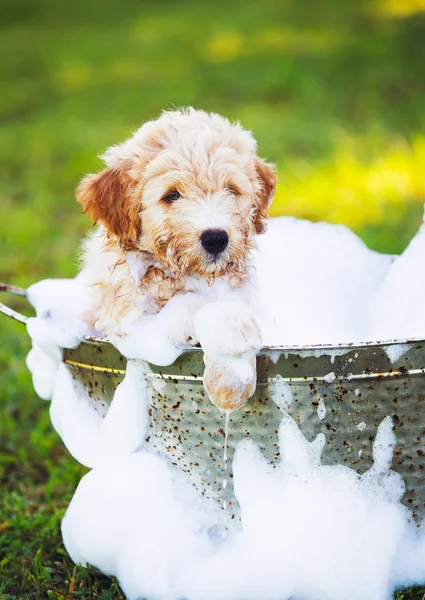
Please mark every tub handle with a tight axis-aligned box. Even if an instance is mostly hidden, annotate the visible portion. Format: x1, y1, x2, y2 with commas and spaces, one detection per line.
0, 283, 29, 325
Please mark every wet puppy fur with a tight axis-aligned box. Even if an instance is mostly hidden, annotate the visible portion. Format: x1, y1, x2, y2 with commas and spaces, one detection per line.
77, 108, 276, 354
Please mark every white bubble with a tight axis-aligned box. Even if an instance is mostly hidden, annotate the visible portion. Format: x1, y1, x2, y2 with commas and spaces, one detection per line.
324, 371, 336, 384
317, 397, 327, 421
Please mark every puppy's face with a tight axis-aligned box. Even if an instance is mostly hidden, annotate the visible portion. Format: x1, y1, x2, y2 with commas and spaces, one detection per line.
78, 109, 276, 281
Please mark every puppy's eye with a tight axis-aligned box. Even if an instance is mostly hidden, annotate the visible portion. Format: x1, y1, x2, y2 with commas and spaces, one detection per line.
226, 184, 239, 195
163, 190, 181, 203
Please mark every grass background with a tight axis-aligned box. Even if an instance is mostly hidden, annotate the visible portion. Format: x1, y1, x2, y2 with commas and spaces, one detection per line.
1, 0, 425, 597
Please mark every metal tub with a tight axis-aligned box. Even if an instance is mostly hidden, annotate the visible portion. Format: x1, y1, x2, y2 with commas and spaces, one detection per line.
2, 283, 425, 523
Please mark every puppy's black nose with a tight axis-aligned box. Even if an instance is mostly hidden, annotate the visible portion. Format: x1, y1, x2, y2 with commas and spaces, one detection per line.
200, 229, 229, 255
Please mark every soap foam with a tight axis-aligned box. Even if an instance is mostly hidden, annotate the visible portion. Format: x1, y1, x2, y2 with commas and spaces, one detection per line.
255, 217, 395, 347
368, 215, 425, 341
268, 373, 293, 411
23, 214, 425, 599
61, 412, 417, 600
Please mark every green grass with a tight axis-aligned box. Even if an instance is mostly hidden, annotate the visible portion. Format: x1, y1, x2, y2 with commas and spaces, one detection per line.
2, 0, 425, 597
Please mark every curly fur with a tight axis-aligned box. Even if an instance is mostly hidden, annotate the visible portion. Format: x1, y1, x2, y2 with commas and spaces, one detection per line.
77, 108, 276, 338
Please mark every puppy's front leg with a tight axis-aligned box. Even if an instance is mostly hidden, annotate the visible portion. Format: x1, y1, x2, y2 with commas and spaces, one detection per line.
117, 292, 204, 365
194, 302, 262, 412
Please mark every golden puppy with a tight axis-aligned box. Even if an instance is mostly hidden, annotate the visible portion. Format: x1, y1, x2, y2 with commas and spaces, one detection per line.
77, 108, 276, 411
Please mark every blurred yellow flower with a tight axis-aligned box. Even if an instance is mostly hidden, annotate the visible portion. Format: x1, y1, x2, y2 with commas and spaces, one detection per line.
54, 62, 92, 92
371, 0, 425, 17
105, 59, 144, 84
270, 136, 425, 229
254, 26, 344, 54
203, 30, 245, 62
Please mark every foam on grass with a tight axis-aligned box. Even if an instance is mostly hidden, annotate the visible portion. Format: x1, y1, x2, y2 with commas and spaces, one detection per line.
61, 407, 417, 600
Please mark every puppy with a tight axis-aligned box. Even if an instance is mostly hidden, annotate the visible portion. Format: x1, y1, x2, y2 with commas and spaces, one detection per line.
77, 108, 276, 411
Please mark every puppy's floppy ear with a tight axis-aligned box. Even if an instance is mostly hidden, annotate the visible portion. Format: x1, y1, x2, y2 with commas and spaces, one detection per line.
254, 158, 276, 234
77, 166, 141, 251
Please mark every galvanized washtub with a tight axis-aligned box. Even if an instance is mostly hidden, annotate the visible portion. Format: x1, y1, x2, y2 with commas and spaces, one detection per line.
2, 283, 425, 524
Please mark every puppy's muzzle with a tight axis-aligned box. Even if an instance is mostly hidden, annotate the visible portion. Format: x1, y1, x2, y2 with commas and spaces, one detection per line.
200, 229, 229, 256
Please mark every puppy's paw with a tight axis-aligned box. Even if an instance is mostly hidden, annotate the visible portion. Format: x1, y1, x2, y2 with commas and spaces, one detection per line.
203, 355, 257, 412
194, 302, 262, 358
